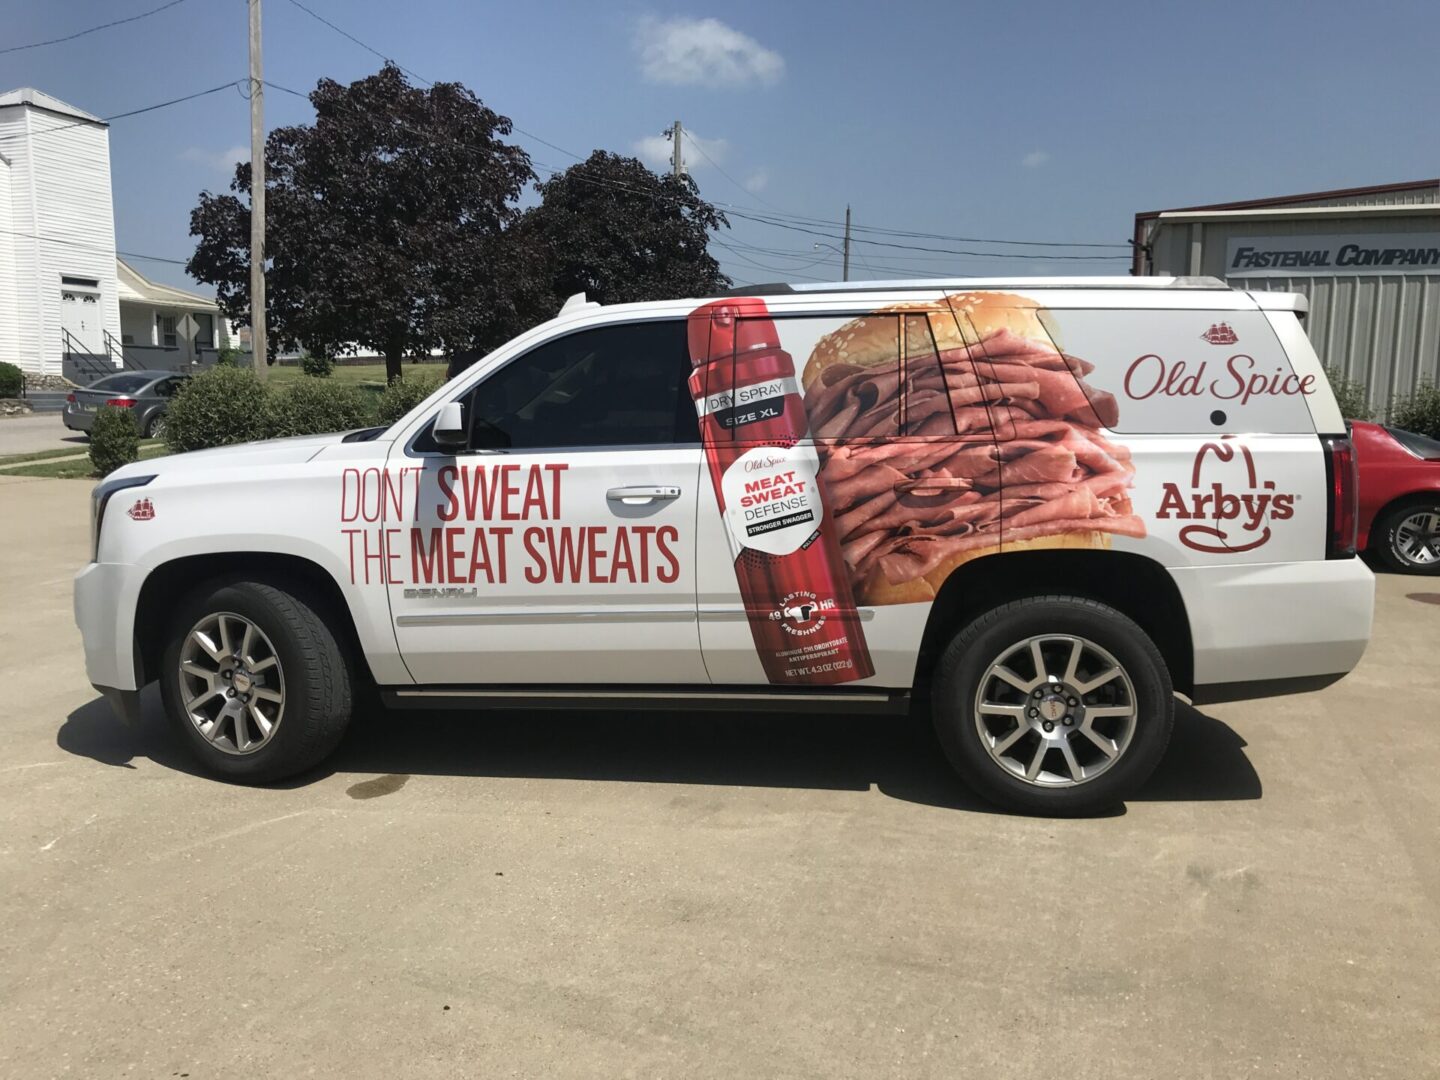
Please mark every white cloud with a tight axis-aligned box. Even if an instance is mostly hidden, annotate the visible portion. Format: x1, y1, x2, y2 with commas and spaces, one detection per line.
744, 168, 770, 193
634, 15, 785, 87
633, 129, 730, 174
1021, 149, 1051, 168
180, 145, 248, 173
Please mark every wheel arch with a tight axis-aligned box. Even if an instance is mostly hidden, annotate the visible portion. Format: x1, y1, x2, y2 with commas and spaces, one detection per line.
133, 552, 372, 688
913, 549, 1194, 697
1363, 489, 1440, 552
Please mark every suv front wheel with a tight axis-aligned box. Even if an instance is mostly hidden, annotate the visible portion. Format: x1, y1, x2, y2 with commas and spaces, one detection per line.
159, 579, 353, 783
931, 596, 1174, 815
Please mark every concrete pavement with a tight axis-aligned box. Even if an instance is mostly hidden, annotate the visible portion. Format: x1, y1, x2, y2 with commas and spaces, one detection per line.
0, 475, 1436, 1078
0, 413, 86, 456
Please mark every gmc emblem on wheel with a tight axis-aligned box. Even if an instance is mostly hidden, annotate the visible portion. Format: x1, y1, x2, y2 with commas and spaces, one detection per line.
1156, 440, 1295, 554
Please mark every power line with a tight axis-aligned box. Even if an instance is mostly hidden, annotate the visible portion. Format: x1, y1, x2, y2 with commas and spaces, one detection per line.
681, 129, 792, 216
282, 0, 430, 85
269, 3, 1125, 253
104, 81, 244, 122
0, 226, 191, 266
0, 0, 190, 56
724, 209, 1130, 261
27, 81, 245, 136
276, 0, 583, 161
266, 80, 1125, 270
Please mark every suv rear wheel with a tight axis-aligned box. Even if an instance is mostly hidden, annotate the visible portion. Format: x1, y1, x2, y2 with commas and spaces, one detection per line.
159, 579, 353, 783
931, 596, 1174, 815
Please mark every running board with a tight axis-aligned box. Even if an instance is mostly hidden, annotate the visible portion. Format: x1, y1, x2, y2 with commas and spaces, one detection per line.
382, 685, 911, 715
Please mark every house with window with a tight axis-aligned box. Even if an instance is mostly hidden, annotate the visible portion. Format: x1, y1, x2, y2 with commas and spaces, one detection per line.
0, 86, 232, 382
118, 257, 228, 369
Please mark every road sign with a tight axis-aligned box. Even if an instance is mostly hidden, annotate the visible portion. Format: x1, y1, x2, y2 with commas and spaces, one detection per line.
176, 313, 199, 342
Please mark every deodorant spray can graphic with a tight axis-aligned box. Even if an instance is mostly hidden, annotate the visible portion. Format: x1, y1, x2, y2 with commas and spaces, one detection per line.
688, 298, 874, 685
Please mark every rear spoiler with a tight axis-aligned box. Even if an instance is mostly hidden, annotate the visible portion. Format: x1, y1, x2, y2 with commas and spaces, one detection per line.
1248, 291, 1309, 315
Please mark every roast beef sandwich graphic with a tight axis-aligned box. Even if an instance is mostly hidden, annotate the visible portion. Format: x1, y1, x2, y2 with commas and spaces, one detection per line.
801, 291, 1146, 605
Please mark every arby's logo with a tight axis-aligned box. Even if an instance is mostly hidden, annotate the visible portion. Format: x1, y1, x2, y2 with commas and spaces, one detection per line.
1156, 439, 1295, 554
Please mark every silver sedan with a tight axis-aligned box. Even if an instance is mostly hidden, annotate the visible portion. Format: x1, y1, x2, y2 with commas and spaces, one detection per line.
63, 372, 187, 439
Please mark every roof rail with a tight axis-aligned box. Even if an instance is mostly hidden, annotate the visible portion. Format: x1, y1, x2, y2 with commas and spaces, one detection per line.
713, 276, 1230, 295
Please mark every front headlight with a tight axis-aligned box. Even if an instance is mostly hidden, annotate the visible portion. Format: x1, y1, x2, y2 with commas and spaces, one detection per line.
90, 474, 156, 562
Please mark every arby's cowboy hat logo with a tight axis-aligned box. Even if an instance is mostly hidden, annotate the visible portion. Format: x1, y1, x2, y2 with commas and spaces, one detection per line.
1156, 438, 1294, 554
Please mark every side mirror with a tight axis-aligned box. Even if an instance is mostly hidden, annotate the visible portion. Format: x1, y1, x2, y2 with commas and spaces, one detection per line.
432, 401, 467, 452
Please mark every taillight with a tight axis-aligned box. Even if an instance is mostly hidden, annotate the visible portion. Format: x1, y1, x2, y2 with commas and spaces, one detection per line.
1321, 435, 1358, 559
66, 392, 76, 403
109, 397, 137, 408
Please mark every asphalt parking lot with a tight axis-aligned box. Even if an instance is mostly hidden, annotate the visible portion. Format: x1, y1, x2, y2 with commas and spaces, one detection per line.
1, 474, 1436, 1079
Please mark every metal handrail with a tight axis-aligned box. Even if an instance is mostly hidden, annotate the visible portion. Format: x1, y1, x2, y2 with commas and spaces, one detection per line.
61, 327, 116, 384
102, 328, 127, 367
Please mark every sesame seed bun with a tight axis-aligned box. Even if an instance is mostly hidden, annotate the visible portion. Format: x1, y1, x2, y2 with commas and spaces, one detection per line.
801, 292, 1061, 392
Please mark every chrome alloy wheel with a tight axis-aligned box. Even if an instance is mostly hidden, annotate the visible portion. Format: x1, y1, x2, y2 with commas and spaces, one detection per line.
1394, 509, 1440, 567
178, 612, 285, 755
974, 634, 1138, 787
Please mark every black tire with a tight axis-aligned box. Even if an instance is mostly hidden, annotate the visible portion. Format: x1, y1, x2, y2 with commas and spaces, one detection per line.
159, 579, 353, 783
1371, 499, 1440, 575
931, 596, 1174, 816
143, 412, 165, 439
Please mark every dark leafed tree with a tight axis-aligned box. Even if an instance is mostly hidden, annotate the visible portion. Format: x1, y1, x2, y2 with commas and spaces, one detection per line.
187, 64, 534, 382
504, 151, 731, 330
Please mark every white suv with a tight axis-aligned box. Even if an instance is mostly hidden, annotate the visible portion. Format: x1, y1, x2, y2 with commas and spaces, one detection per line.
75, 278, 1374, 813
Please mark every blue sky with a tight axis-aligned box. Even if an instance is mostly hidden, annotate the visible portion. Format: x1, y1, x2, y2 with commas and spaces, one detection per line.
5, 0, 1439, 293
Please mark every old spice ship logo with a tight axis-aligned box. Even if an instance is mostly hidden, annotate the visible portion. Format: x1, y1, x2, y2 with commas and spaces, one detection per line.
1201, 322, 1239, 345
1156, 439, 1293, 553
126, 497, 155, 521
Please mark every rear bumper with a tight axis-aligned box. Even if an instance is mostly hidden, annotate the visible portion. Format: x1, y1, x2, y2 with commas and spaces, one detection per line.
1174, 557, 1374, 695
62, 404, 94, 432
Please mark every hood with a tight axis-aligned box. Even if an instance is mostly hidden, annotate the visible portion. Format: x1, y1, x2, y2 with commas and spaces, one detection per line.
108, 431, 353, 482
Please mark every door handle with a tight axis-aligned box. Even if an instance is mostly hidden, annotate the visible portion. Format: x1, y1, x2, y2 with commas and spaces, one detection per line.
607, 485, 682, 505
894, 477, 973, 497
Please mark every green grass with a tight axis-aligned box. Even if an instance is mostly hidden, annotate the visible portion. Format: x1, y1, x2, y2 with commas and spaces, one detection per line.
268, 363, 392, 389
1, 440, 166, 480
0, 445, 92, 467
4, 457, 99, 479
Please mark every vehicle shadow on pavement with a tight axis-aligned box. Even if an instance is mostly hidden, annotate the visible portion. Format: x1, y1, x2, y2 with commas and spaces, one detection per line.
57, 689, 1259, 814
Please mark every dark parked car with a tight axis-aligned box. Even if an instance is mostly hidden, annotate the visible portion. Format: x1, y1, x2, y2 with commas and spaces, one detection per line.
63, 372, 187, 439
1353, 421, 1440, 574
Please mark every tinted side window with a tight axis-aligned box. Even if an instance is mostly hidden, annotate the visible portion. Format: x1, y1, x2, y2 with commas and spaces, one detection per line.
901, 313, 956, 436
416, 320, 698, 453
757, 313, 901, 443
90, 374, 152, 394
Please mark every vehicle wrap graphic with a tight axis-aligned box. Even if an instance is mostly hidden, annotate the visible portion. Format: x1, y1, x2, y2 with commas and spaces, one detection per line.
791, 292, 1144, 609
1158, 438, 1294, 554
337, 462, 682, 587
688, 298, 874, 685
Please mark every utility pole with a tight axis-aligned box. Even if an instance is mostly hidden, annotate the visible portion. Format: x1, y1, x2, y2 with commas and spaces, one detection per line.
670, 120, 684, 178
842, 204, 852, 281
248, 0, 267, 380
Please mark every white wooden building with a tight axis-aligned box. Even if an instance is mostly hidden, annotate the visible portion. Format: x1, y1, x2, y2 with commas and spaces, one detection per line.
0, 87, 230, 380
